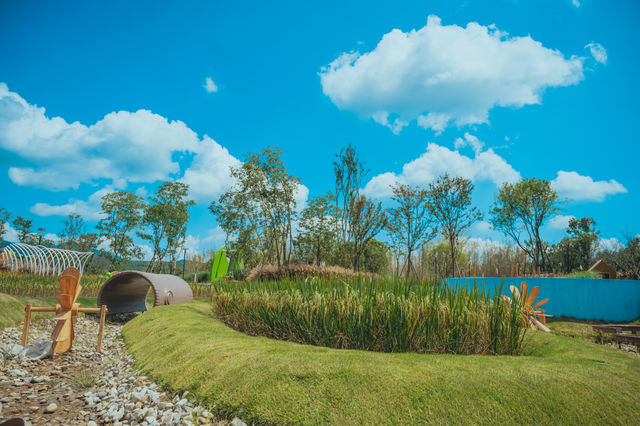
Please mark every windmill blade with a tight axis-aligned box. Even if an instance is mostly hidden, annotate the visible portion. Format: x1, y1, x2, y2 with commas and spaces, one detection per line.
532, 298, 549, 310
59, 275, 78, 298
61, 267, 81, 280
52, 310, 71, 321
51, 316, 73, 353
72, 284, 82, 305
525, 286, 540, 307
520, 282, 528, 302
509, 285, 521, 300
56, 294, 72, 309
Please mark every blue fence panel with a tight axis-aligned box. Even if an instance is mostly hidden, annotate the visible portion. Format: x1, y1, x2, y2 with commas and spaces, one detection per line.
444, 277, 640, 322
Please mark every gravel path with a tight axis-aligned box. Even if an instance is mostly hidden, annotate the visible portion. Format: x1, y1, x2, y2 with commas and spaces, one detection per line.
0, 316, 243, 425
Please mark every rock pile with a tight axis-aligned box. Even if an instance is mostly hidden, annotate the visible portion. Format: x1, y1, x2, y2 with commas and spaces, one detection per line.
0, 316, 245, 425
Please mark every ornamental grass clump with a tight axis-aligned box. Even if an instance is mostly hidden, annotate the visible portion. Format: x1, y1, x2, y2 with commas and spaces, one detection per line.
211, 277, 527, 355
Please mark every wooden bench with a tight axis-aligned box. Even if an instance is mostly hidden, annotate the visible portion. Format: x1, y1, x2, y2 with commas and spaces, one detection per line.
592, 324, 640, 347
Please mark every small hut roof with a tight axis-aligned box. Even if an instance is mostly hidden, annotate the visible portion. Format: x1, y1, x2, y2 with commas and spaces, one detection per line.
588, 259, 617, 273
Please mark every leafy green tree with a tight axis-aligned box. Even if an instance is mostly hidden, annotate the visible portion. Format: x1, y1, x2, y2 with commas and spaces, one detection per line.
424, 241, 469, 281
211, 147, 300, 269
12, 216, 38, 245
349, 195, 387, 271
59, 213, 101, 273
598, 235, 640, 279
427, 174, 481, 277
362, 239, 390, 274
331, 144, 386, 271
138, 181, 194, 273
490, 178, 560, 271
387, 183, 436, 279
549, 217, 600, 273
97, 191, 146, 269
297, 193, 336, 266
0, 207, 10, 243
325, 241, 354, 269
59, 213, 86, 250
333, 144, 368, 243
567, 217, 600, 269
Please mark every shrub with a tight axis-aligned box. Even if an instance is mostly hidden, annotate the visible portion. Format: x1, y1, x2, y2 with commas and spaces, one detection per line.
211, 277, 527, 355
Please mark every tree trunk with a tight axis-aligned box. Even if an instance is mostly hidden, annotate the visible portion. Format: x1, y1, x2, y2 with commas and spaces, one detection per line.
406, 248, 413, 280
449, 236, 456, 278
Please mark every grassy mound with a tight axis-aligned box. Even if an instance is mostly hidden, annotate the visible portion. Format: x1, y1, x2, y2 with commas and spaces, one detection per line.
122, 302, 640, 424
212, 278, 525, 355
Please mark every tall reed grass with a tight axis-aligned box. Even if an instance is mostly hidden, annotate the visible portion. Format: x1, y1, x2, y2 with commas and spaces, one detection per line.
0, 272, 217, 299
0, 272, 105, 297
245, 264, 375, 281
211, 277, 527, 355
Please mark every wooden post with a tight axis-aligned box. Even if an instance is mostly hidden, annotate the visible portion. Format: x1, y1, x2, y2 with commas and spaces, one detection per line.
22, 304, 32, 346
473, 263, 477, 277
97, 304, 107, 352
537, 309, 546, 326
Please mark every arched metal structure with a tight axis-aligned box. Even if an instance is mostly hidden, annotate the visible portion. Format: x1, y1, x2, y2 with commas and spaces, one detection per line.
0, 243, 93, 275
97, 271, 193, 314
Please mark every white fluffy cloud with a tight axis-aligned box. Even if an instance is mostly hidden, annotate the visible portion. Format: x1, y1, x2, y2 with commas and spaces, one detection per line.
184, 226, 228, 257
547, 214, 575, 230
454, 132, 484, 153
29, 187, 113, 220
3, 223, 18, 242
585, 42, 607, 64
551, 171, 626, 202
572, 0, 581, 7
0, 83, 238, 194
204, 77, 218, 93
466, 237, 508, 252
362, 138, 521, 198
598, 237, 623, 252
320, 15, 584, 133
180, 136, 241, 201
0, 82, 240, 206
136, 244, 154, 261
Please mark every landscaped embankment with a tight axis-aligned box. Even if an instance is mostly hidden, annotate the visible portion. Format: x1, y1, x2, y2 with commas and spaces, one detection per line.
122, 302, 640, 424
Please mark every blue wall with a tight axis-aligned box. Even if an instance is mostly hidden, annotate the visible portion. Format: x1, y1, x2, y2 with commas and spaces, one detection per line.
444, 277, 640, 322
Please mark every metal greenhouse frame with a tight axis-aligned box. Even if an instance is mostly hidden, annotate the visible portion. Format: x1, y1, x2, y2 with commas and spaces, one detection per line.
0, 243, 93, 275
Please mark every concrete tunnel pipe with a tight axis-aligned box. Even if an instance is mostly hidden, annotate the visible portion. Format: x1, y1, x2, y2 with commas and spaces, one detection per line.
97, 271, 193, 314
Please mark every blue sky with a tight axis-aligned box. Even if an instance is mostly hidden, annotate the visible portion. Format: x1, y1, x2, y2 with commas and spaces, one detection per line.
0, 0, 638, 257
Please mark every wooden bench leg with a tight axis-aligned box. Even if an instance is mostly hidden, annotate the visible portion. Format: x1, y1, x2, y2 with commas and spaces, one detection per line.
21, 304, 32, 346
96, 305, 107, 352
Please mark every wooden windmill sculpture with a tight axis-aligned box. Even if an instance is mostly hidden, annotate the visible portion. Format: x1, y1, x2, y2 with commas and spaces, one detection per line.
21, 267, 108, 354
510, 281, 551, 332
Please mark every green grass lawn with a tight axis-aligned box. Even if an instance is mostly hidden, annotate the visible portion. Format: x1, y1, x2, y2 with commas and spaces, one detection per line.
0, 293, 100, 329
122, 302, 640, 425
